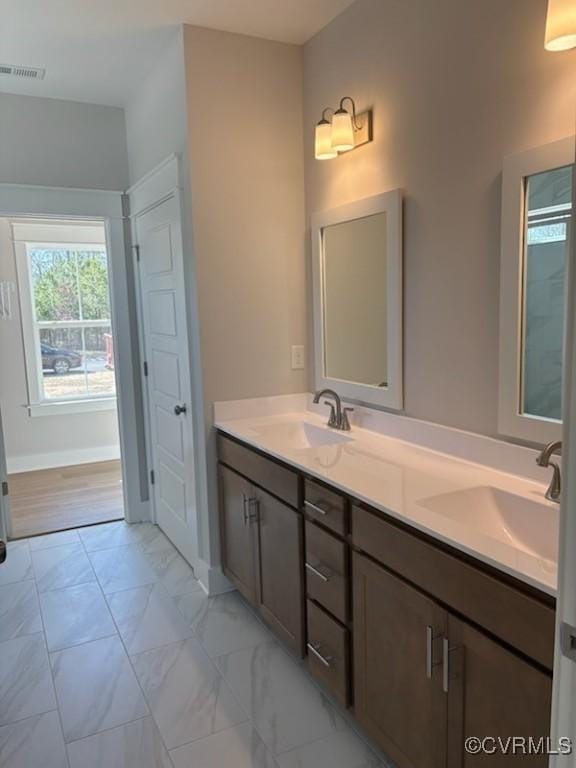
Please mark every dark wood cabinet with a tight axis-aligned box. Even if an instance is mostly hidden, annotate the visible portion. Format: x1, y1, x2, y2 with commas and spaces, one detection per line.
218, 465, 258, 604
353, 552, 448, 768
446, 615, 552, 768
256, 485, 304, 655
353, 551, 553, 768
218, 432, 555, 768
218, 437, 304, 656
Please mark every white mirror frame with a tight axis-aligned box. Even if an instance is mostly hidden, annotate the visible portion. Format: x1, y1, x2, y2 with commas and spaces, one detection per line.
499, 136, 574, 444
311, 189, 403, 410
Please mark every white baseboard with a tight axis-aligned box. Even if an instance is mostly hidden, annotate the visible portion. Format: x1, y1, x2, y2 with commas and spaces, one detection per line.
193, 558, 234, 596
7, 444, 121, 474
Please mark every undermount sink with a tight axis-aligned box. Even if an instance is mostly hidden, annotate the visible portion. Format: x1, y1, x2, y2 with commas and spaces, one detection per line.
253, 420, 353, 449
417, 486, 559, 562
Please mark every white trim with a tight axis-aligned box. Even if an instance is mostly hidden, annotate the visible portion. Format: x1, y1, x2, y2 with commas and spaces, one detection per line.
498, 137, 573, 444
311, 190, 403, 410
550, 161, 576, 767
27, 397, 117, 417
127, 155, 180, 218
0, 184, 123, 220
7, 444, 121, 474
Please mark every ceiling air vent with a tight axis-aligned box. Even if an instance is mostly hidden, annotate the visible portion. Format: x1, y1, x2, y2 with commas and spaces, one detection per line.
0, 64, 45, 80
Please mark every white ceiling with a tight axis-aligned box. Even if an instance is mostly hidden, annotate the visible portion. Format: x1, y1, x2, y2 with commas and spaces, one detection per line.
0, 0, 354, 107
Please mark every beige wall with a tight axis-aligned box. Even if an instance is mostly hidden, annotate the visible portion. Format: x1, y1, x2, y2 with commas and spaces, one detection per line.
183, 25, 306, 407
304, 0, 576, 437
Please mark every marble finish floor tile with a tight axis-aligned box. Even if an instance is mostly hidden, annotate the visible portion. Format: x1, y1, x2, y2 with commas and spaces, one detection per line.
0, 633, 57, 725
145, 549, 198, 597
276, 728, 385, 768
79, 521, 141, 552
32, 543, 95, 593
51, 635, 149, 741
0, 711, 68, 768
176, 590, 269, 658
170, 722, 278, 768
40, 582, 117, 651
132, 637, 247, 749
29, 529, 80, 550
89, 544, 158, 594
107, 582, 193, 655
67, 716, 172, 768
0, 541, 34, 586
0, 580, 42, 641
129, 524, 176, 554
216, 640, 346, 756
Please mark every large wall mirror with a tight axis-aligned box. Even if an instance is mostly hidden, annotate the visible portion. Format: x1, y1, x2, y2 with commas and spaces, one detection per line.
311, 190, 403, 410
499, 137, 574, 443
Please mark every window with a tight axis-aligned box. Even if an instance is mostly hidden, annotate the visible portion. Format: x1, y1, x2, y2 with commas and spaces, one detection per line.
499, 139, 574, 443
11, 220, 117, 416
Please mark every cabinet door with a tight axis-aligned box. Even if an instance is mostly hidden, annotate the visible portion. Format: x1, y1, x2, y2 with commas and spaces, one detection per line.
353, 553, 447, 768
447, 615, 552, 767
219, 465, 258, 604
256, 486, 304, 655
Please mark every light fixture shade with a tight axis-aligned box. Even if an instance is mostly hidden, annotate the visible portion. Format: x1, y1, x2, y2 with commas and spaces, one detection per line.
545, 0, 576, 51
315, 121, 337, 160
331, 110, 355, 152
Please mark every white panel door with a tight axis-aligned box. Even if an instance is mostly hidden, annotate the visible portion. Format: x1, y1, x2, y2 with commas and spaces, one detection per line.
135, 195, 197, 563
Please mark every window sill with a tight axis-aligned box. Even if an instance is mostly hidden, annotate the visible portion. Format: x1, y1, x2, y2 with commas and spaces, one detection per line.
27, 397, 117, 418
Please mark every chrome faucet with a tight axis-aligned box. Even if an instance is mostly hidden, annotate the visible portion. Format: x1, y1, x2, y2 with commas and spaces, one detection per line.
536, 441, 562, 503
313, 389, 353, 431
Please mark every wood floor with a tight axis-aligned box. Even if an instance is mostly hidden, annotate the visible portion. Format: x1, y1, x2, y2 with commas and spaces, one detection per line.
8, 460, 124, 539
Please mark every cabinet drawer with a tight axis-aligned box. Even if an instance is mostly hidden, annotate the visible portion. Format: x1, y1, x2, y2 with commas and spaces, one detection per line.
352, 505, 555, 670
304, 479, 347, 535
305, 521, 348, 623
217, 434, 299, 508
306, 600, 349, 707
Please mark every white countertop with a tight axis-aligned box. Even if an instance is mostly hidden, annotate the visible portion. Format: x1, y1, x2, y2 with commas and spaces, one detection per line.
215, 409, 558, 597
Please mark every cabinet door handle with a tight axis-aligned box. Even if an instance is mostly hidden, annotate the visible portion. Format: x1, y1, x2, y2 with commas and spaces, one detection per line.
242, 494, 249, 526
305, 562, 330, 582
304, 500, 329, 516
426, 625, 442, 679
246, 497, 259, 525
442, 637, 458, 693
307, 642, 333, 667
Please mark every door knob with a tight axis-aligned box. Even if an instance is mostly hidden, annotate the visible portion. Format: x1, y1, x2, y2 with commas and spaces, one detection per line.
174, 404, 187, 416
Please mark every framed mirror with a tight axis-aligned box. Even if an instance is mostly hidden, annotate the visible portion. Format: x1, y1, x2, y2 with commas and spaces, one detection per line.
311, 190, 403, 410
499, 137, 573, 443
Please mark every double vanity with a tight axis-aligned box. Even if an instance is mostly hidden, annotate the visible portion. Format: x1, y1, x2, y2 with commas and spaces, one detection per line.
215, 398, 558, 768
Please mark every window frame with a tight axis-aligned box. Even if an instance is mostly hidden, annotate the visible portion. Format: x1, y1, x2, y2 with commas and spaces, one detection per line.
11, 221, 117, 417
498, 137, 574, 444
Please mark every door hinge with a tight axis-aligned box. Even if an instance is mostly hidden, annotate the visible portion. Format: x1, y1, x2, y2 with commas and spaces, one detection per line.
150, 469, 155, 486
1, 480, 8, 497
133, 244, 141, 262
143, 361, 149, 377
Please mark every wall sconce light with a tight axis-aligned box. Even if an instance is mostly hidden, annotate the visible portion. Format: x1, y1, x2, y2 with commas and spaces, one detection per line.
314, 96, 372, 160
545, 0, 576, 51
314, 108, 338, 160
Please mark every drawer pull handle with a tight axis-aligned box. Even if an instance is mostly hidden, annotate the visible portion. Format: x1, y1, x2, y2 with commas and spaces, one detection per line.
307, 642, 333, 668
304, 500, 329, 516
305, 562, 330, 582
